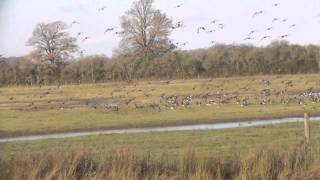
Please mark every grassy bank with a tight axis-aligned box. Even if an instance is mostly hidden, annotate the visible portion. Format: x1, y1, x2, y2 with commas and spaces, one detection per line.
1, 74, 320, 137
2, 122, 320, 179
1, 141, 320, 179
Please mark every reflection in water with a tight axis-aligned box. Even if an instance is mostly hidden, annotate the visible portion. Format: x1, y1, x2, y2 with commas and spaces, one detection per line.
1, 117, 319, 143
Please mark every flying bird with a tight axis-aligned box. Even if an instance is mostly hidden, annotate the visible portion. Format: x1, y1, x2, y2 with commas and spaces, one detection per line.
218, 23, 224, 29
272, 18, 279, 22
79, 50, 85, 56
252, 10, 264, 18
82, 37, 89, 42
248, 30, 258, 36
98, 6, 107, 11
280, 34, 289, 39
172, 21, 185, 29
211, 19, 219, 24
76, 32, 83, 38
244, 37, 254, 41
265, 27, 273, 31
175, 3, 184, 8
71, 21, 80, 25
197, 27, 206, 33
282, 19, 287, 22
206, 29, 216, 33
104, 27, 116, 34
273, 3, 279, 7
115, 31, 125, 35
261, 36, 270, 41
175, 42, 187, 46
290, 24, 297, 28
209, 41, 216, 45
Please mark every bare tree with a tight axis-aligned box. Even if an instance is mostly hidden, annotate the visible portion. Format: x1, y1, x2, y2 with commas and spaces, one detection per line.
118, 0, 173, 61
27, 21, 78, 84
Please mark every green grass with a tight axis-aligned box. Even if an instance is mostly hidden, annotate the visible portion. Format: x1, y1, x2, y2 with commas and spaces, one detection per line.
2, 122, 320, 158
1, 104, 320, 138
1, 74, 320, 137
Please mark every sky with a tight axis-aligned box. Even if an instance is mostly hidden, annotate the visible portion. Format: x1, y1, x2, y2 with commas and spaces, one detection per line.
0, 0, 320, 58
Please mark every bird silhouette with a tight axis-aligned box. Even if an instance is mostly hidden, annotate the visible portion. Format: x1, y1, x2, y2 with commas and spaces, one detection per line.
104, 27, 116, 34
82, 37, 89, 42
76, 32, 83, 38
273, 3, 279, 7
197, 27, 206, 33
261, 36, 270, 41
252, 10, 264, 18
206, 29, 216, 33
248, 30, 258, 36
98, 6, 107, 11
115, 31, 125, 35
71, 21, 80, 25
272, 18, 279, 22
172, 21, 185, 29
175, 3, 184, 8
290, 24, 297, 28
209, 41, 216, 45
79, 50, 85, 56
265, 27, 273, 31
218, 24, 224, 29
211, 19, 219, 24
244, 37, 254, 40
175, 42, 187, 46
279, 34, 289, 39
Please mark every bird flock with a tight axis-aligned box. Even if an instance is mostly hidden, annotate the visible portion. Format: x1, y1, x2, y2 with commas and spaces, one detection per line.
65, 1, 320, 55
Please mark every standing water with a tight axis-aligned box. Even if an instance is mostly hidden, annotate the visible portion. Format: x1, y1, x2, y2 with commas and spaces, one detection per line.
1, 116, 320, 143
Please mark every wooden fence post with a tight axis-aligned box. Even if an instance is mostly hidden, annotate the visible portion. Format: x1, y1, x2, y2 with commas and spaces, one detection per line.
304, 113, 311, 144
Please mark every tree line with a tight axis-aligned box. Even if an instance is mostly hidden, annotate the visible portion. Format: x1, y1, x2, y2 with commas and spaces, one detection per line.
1, 0, 319, 86
0, 40, 320, 86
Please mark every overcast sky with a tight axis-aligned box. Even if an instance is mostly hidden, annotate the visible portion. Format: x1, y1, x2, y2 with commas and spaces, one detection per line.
1, 0, 320, 57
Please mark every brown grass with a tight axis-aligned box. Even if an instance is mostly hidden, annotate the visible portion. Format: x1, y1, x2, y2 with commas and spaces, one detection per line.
1, 143, 320, 180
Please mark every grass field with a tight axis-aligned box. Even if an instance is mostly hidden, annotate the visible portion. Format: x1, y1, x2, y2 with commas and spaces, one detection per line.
1, 122, 320, 179
2, 122, 320, 157
1, 74, 320, 137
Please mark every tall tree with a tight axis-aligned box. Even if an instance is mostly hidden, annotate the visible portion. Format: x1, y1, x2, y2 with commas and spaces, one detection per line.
27, 21, 78, 84
118, 0, 173, 61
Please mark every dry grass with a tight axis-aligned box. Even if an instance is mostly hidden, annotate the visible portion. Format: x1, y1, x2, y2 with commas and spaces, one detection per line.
1, 143, 320, 180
